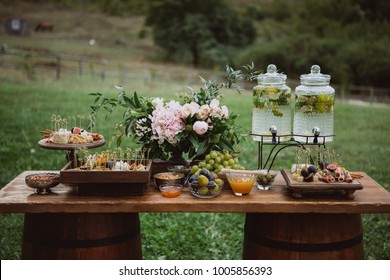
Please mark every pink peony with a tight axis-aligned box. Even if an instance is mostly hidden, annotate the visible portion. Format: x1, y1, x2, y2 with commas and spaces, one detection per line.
182, 102, 199, 118
196, 105, 210, 120
193, 121, 208, 135
209, 99, 220, 110
221, 105, 229, 119
150, 107, 185, 144
152, 98, 164, 110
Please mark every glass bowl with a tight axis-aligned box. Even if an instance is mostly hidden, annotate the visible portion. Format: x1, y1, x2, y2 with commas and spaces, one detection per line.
225, 172, 257, 196
159, 183, 183, 198
256, 171, 278, 190
25, 173, 60, 194
154, 172, 186, 189
188, 179, 223, 199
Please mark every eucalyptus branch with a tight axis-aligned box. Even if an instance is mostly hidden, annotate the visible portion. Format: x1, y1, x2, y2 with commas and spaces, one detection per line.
242, 62, 261, 82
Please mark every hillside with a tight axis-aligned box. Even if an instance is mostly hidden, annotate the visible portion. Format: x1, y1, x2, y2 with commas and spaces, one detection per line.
0, 0, 161, 63
2, 0, 390, 94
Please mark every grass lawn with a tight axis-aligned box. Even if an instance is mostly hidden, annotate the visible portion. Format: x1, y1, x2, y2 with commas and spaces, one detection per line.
0, 77, 389, 260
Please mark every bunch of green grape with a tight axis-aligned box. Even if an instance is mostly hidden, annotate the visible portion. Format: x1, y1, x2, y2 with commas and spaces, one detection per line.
191, 150, 245, 175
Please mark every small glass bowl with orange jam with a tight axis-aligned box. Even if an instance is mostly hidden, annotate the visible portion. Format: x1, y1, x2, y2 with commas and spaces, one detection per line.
225, 172, 257, 196
159, 184, 183, 198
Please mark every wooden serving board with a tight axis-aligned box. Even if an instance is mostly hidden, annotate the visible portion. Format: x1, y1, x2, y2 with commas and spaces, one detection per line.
281, 169, 363, 199
60, 160, 152, 196
38, 138, 105, 150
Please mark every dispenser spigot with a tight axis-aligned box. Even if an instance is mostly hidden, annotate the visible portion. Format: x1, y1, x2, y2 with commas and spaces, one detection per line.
312, 127, 320, 143
269, 126, 278, 144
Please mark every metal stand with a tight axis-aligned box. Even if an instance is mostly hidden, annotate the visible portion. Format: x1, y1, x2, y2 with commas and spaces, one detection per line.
250, 129, 335, 171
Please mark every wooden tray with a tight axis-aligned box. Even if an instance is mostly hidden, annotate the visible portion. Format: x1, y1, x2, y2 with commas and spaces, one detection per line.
281, 169, 363, 199
60, 160, 152, 196
38, 138, 105, 150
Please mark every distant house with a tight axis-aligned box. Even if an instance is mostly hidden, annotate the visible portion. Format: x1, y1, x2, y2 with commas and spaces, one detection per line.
4, 19, 28, 36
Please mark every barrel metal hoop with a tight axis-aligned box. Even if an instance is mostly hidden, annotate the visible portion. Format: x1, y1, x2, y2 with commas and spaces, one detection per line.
247, 232, 363, 252
24, 228, 140, 249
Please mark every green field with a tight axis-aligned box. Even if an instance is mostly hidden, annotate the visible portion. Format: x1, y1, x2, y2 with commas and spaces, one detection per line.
0, 77, 389, 260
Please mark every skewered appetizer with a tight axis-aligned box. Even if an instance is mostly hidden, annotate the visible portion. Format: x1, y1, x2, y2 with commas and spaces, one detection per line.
291, 147, 362, 184
292, 162, 361, 184
42, 127, 103, 144
70, 148, 148, 171
41, 114, 103, 144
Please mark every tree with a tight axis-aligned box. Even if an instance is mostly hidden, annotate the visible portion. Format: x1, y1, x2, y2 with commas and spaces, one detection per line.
145, 0, 256, 67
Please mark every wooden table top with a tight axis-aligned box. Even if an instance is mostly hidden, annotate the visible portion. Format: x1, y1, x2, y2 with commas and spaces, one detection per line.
1, 171, 390, 214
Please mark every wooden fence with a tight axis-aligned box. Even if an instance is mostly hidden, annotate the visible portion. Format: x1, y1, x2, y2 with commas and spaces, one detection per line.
1, 47, 389, 104
0, 47, 220, 85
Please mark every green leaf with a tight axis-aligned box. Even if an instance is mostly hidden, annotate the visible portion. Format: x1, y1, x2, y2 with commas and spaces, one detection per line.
196, 139, 209, 157
218, 138, 234, 152
116, 134, 123, 147
122, 95, 134, 107
103, 106, 113, 113
125, 118, 137, 136
188, 133, 199, 147
93, 96, 100, 104
212, 125, 227, 134
133, 92, 141, 108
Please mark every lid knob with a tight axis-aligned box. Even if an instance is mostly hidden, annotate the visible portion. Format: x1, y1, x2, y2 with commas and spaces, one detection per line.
257, 64, 287, 85
310, 65, 321, 75
299, 64, 331, 85
267, 64, 277, 74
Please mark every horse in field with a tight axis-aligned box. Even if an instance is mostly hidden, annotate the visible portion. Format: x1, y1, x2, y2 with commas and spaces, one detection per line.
35, 22, 53, 32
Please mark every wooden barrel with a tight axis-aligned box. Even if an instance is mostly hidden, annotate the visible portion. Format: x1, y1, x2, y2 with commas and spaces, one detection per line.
22, 213, 141, 260
243, 213, 364, 260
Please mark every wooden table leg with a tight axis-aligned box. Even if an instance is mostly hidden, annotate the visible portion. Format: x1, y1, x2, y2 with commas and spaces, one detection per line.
243, 213, 364, 260
22, 213, 142, 260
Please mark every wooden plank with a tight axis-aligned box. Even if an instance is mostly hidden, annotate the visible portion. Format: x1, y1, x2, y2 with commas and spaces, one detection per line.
281, 169, 363, 199
1, 171, 390, 214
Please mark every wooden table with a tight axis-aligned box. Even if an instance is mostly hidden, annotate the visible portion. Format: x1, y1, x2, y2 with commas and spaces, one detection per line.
1, 171, 390, 260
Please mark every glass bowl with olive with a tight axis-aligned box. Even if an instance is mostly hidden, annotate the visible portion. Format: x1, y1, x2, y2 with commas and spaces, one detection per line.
256, 171, 278, 190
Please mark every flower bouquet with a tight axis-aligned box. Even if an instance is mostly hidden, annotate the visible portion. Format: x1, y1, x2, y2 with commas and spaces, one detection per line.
89, 66, 245, 161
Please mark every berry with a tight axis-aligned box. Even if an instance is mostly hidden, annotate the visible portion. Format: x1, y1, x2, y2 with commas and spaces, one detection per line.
198, 175, 209, 187
199, 168, 209, 176
209, 185, 220, 195
207, 172, 215, 181
188, 174, 197, 183
210, 151, 218, 159
205, 164, 213, 171
304, 173, 314, 182
197, 187, 209, 196
214, 178, 223, 186
308, 165, 317, 174
301, 168, 309, 178
191, 165, 199, 174
319, 161, 328, 170
207, 181, 217, 189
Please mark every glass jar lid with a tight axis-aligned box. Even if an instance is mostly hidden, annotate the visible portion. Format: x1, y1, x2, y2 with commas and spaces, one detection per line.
300, 65, 331, 86
257, 64, 287, 85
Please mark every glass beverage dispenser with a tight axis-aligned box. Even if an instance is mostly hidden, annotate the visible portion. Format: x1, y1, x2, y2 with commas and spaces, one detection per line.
252, 64, 291, 142
293, 65, 335, 143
